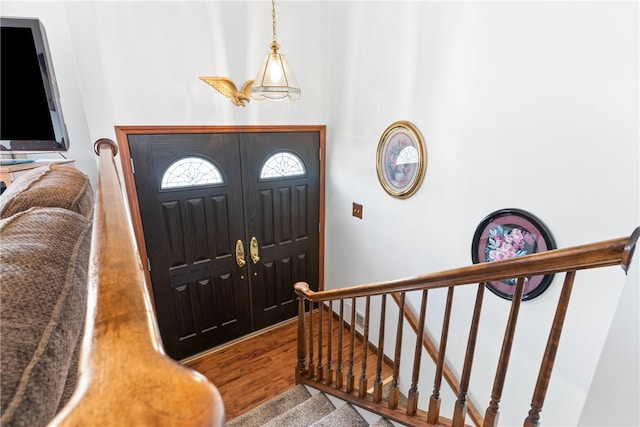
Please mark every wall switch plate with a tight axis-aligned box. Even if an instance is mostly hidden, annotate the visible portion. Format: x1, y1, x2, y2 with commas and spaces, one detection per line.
352, 202, 363, 219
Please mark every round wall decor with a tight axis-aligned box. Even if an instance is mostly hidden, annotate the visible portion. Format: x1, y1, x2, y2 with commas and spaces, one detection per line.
471, 208, 557, 301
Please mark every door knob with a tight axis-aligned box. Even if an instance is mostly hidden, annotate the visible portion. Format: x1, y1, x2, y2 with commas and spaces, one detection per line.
235, 240, 246, 268
250, 236, 260, 264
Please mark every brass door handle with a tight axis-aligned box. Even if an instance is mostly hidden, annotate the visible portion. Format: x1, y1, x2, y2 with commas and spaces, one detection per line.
250, 236, 260, 264
235, 240, 246, 268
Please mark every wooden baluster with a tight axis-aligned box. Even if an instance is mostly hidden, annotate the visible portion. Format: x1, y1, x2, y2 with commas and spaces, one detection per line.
359, 296, 371, 397
428, 286, 455, 424
407, 290, 429, 415
388, 292, 405, 410
308, 301, 315, 379
317, 301, 324, 382
347, 297, 357, 393
524, 271, 576, 427
336, 299, 345, 389
452, 284, 485, 427
296, 294, 307, 383
484, 277, 526, 427
373, 294, 387, 403
326, 300, 334, 385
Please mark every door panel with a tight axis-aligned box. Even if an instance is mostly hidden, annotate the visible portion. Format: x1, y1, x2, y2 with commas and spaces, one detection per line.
129, 133, 250, 359
240, 132, 319, 330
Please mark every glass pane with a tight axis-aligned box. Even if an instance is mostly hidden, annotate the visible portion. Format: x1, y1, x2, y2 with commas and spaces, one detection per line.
161, 157, 224, 189
260, 151, 306, 179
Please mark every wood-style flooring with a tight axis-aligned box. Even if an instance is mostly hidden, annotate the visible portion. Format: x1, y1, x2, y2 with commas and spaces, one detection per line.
184, 309, 393, 421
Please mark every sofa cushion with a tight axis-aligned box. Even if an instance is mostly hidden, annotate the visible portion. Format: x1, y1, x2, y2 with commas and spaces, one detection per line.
0, 164, 93, 219
0, 207, 92, 427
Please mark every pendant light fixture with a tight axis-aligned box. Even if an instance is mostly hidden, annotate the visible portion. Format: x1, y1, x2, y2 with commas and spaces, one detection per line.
251, 0, 301, 101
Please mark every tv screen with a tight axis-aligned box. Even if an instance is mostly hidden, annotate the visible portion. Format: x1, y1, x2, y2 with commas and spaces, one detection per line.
0, 17, 70, 152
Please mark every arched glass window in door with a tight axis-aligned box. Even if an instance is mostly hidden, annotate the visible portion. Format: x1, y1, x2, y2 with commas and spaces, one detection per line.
161, 156, 224, 189
260, 151, 306, 179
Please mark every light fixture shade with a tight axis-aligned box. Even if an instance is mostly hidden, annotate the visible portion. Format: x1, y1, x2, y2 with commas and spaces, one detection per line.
251, 51, 301, 101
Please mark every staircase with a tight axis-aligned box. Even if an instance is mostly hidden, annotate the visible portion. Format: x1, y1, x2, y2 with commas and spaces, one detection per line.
223, 227, 639, 427
227, 385, 396, 427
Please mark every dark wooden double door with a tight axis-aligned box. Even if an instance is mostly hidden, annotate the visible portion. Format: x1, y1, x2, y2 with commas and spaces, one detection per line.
127, 130, 320, 360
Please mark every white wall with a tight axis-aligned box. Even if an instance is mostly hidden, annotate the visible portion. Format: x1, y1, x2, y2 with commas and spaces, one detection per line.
0, 2, 99, 183
324, 2, 638, 425
579, 255, 639, 426
1, 1, 637, 426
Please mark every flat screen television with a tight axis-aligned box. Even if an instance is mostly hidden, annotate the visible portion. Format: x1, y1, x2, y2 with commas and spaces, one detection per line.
1, 17, 70, 152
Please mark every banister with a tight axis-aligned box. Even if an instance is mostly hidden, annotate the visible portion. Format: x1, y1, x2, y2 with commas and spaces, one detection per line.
295, 228, 638, 427
50, 139, 224, 426
294, 230, 638, 301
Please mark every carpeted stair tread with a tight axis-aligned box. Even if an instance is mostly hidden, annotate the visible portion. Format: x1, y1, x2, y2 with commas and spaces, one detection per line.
230, 385, 399, 426
261, 391, 335, 427
309, 403, 369, 427
228, 384, 311, 427
370, 417, 396, 426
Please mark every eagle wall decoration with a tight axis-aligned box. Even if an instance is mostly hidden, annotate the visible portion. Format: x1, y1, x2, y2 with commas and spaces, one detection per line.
200, 77, 254, 107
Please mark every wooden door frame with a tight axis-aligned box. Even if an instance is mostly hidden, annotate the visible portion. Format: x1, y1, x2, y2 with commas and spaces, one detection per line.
115, 125, 326, 310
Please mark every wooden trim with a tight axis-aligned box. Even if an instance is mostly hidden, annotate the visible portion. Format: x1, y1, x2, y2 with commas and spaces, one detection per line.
114, 124, 326, 135
50, 139, 224, 426
317, 125, 326, 291
113, 127, 154, 307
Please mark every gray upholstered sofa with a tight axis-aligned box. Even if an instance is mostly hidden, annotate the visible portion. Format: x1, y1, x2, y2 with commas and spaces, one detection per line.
0, 164, 94, 427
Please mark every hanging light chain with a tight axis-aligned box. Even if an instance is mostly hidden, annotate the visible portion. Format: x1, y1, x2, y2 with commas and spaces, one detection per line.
271, 0, 277, 43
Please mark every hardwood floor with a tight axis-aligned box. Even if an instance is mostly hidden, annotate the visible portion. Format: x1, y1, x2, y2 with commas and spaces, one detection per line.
184, 309, 393, 421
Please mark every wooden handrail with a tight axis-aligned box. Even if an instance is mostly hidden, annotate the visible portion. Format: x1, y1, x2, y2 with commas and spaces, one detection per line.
294, 233, 637, 300
50, 139, 224, 426
294, 228, 638, 427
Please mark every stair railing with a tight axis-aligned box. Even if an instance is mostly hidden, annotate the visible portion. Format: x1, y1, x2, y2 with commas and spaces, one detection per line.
51, 139, 224, 427
294, 228, 638, 427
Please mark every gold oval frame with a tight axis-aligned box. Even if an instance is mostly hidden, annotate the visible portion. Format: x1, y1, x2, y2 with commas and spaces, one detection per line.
376, 120, 427, 199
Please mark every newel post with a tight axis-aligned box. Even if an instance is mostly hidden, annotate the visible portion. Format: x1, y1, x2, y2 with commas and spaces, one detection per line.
294, 282, 308, 383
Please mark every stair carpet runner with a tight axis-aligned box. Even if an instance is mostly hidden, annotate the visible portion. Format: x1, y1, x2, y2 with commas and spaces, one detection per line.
227, 384, 396, 427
